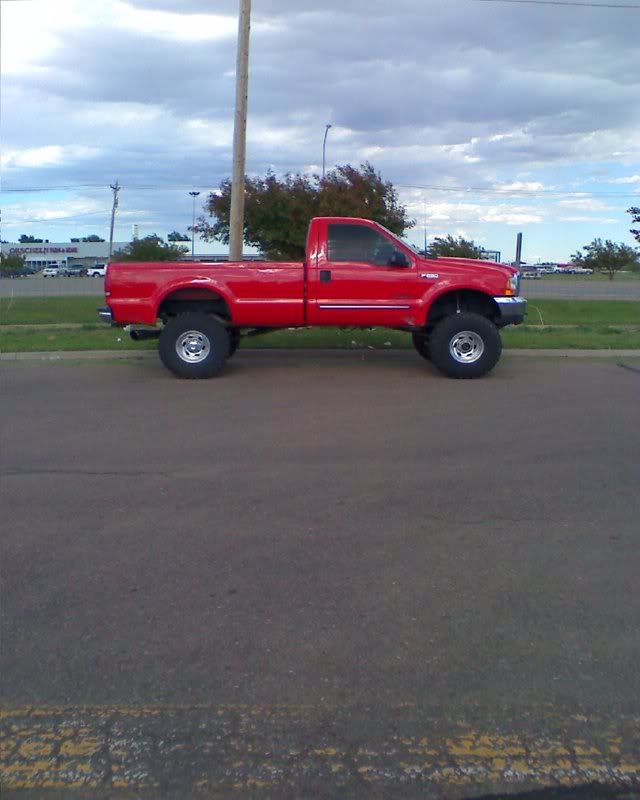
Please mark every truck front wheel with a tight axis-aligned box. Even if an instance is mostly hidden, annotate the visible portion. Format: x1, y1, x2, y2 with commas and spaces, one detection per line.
159, 312, 230, 378
429, 312, 502, 379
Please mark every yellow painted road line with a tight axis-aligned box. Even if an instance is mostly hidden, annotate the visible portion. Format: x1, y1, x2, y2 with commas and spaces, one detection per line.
1, 705, 639, 792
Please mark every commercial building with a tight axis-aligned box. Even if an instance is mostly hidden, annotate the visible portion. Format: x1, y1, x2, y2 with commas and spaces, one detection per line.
1, 241, 129, 271
1, 241, 265, 270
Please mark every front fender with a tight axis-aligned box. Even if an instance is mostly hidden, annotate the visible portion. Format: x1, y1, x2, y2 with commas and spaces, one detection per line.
417, 279, 500, 327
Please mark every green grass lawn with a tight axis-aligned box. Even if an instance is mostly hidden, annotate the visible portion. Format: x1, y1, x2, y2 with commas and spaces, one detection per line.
0, 296, 105, 325
0, 295, 639, 352
524, 299, 639, 326
3, 324, 640, 353
1, 296, 638, 327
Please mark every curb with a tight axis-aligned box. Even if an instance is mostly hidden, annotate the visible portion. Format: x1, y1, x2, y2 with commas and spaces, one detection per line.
2, 348, 640, 362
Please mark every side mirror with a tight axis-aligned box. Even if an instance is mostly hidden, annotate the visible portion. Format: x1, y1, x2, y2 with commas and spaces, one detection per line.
389, 250, 410, 268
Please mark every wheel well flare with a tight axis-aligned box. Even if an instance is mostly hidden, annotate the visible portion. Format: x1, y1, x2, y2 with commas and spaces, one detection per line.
157, 288, 231, 322
426, 290, 499, 327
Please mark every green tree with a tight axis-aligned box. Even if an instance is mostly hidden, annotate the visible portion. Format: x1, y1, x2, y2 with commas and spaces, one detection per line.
628, 207, 640, 245
71, 234, 106, 242
19, 235, 44, 243
0, 252, 27, 278
112, 235, 187, 262
571, 238, 639, 280
198, 163, 414, 261
427, 235, 483, 259
167, 231, 190, 242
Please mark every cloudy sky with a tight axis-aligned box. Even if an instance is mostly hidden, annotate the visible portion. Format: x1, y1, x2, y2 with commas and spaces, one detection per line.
2, 0, 639, 261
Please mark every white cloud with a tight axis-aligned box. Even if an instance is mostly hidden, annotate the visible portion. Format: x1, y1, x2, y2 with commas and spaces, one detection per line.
608, 175, 640, 185
1, 145, 102, 170
557, 198, 609, 211
494, 181, 545, 192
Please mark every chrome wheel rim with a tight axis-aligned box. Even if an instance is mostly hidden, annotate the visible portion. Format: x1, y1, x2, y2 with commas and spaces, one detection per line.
449, 330, 484, 364
176, 330, 211, 364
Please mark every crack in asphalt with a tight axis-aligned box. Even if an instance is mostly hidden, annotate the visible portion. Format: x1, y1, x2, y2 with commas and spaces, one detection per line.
0, 469, 170, 478
617, 363, 640, 375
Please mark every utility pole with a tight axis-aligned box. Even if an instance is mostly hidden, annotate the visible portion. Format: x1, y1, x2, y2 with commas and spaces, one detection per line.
229, 0, 251, 263
189, 191, 201, 257
108, 180, 120, 262
322, 124, 332, 180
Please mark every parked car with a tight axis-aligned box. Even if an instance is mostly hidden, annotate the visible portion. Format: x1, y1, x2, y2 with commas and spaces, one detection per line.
42, 267, 59, 278
86, 264, 107, 278
521, 271, 541, 280
60, 265, 87, 277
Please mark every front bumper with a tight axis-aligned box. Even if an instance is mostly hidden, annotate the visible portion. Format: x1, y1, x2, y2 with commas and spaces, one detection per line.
493, 296, 527, 328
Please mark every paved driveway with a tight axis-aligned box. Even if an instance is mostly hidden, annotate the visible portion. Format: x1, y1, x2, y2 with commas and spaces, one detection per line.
1, 352, 639, 797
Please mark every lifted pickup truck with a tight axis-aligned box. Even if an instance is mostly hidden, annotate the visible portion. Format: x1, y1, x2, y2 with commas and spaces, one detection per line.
99, 216, 526, 379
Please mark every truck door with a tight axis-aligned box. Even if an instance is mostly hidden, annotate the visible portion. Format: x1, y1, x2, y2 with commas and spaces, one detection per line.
306, 220, 426, 327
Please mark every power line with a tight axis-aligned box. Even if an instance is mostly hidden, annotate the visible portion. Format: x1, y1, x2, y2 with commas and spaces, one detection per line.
474, 0, 640, 8
3, 182, 638, 198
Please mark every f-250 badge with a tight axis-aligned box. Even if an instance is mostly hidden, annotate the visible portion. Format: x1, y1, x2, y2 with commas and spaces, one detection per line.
420, 273, 439, 279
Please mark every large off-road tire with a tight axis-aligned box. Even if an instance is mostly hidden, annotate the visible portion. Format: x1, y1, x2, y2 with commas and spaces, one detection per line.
429, 312, 502, 379
412, 332, 431, 361
159, 313, 230, 379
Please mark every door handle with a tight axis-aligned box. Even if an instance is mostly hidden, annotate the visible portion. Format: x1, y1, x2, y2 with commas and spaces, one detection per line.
320, 269, 332, 283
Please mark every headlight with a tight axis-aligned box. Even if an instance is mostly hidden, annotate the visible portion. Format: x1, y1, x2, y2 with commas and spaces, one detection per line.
507, 272, 520, 296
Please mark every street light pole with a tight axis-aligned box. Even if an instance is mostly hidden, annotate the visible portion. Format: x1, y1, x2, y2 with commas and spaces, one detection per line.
229, 0, 252, 263
189, 191, 200, 257
322, 124, 332, 180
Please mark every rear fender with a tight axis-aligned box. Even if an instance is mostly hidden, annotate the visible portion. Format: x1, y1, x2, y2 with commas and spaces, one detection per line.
153, 279, 235, 323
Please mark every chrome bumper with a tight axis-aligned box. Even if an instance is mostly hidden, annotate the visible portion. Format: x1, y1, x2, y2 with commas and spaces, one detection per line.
98, 306, 113, 324
493, 296, 527, 327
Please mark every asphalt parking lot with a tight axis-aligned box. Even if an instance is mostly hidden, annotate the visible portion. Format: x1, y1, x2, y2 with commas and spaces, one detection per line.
1, 352, 639, 798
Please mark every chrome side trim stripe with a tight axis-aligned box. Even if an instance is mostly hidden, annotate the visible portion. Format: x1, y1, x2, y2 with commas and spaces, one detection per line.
318, 304, 411, 310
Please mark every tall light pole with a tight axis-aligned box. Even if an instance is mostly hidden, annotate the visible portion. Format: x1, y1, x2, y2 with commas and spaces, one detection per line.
229, 0, 252, 263
322, 124, 332, 180
189, 191, 200, 257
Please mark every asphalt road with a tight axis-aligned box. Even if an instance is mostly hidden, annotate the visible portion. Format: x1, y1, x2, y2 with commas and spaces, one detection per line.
522, 281, 640, 300
1, 352, 639, 798
2, 275, 640, 300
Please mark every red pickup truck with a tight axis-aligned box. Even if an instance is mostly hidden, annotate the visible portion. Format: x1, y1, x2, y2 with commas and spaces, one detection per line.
99, 216, 526, 379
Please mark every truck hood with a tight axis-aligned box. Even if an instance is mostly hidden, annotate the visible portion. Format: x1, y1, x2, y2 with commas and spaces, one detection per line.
422, 256, 517, 278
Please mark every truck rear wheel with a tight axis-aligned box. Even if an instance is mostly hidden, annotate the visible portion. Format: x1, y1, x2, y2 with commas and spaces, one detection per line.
429, 312, 502, 379
159, 312, 230, 379
412, 332, 431, 361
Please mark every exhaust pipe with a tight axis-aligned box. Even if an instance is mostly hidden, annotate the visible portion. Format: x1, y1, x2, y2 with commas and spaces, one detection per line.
130, 328, 161, 341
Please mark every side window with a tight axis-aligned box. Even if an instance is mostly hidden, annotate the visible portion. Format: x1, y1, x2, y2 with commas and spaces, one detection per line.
328, 224, 400, 266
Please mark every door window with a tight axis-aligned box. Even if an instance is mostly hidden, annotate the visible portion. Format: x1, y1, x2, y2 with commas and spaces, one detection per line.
327, 224, 406, 267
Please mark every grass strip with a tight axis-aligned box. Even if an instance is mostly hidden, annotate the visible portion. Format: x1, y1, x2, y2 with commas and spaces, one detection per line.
2, 325, 640, 353
0, 296, 105, 325
1, 296, 639, 327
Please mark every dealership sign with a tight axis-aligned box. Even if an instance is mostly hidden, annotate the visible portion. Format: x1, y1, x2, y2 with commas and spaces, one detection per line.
9, 246, 79, 254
